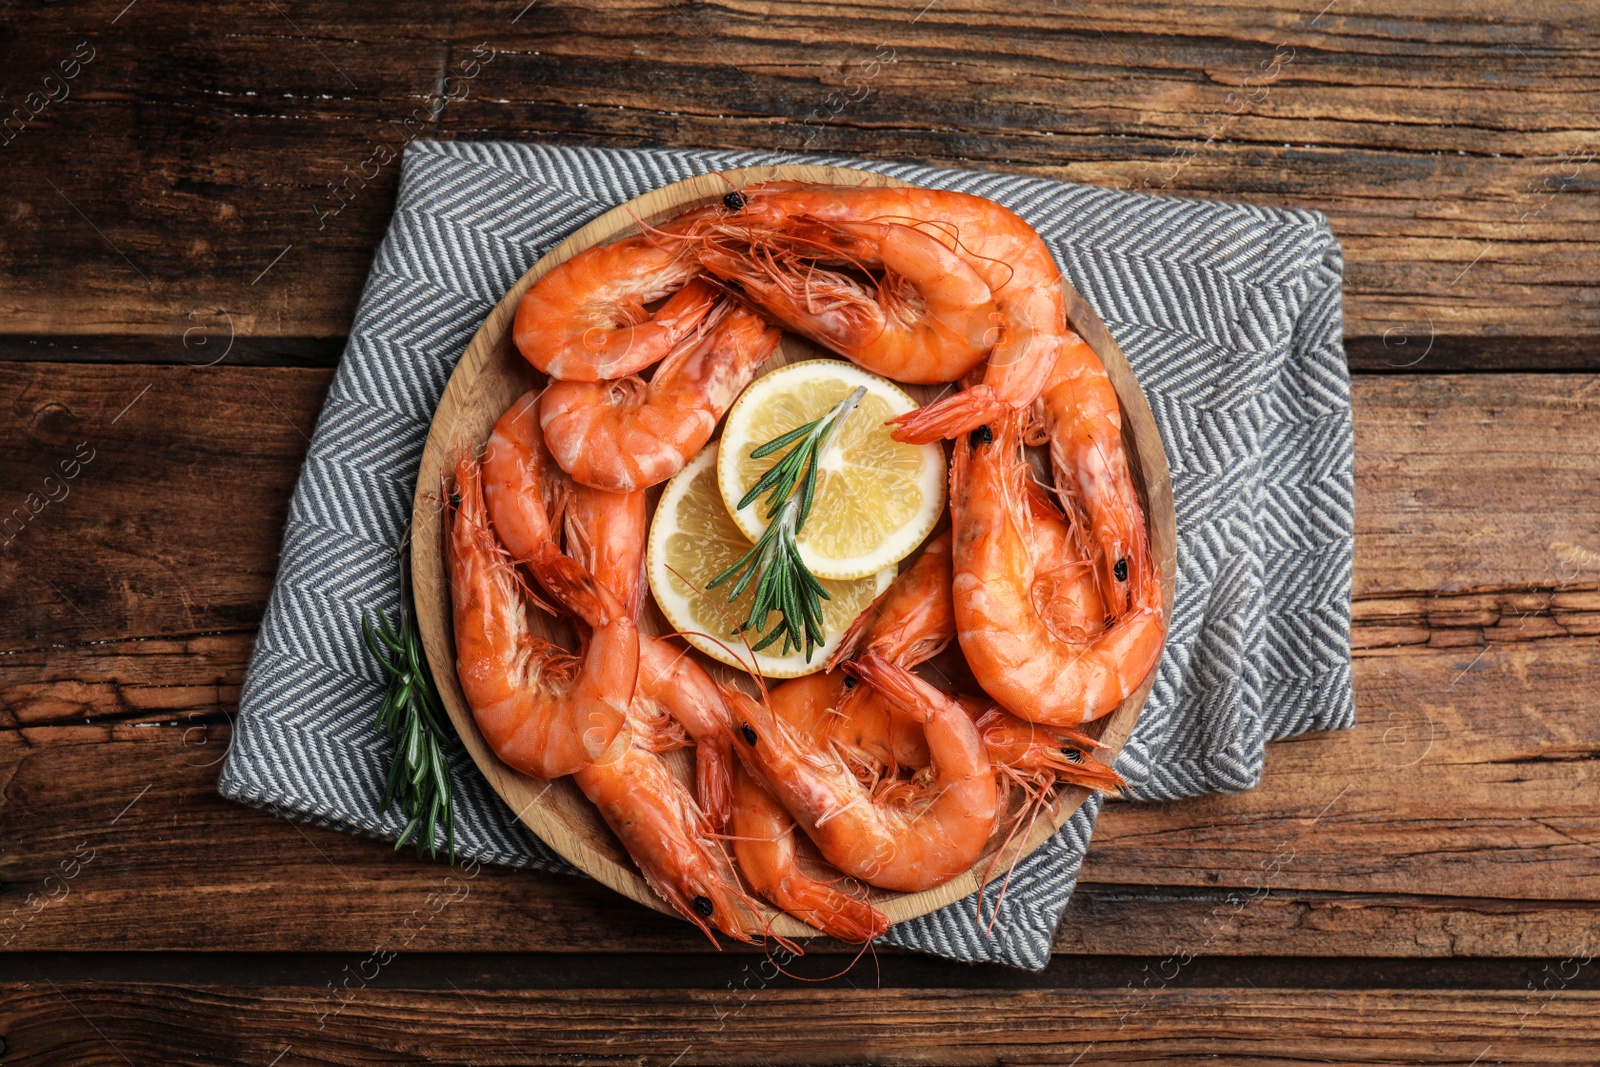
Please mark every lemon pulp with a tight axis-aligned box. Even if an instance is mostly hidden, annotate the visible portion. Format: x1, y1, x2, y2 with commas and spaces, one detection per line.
717, 360, 945, 581
648, 443, 893, 679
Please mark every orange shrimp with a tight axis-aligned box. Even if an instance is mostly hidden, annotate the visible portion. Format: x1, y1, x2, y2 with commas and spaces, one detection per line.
826, 529, 957, 673
688, 213, 996, 384
513, 241, 716, 382
503, 469, 763, 943
729, 761, 890, 942
539, 300, 783, 492
725, 659, 996, 894
573, 722, 769, 947
970, 704, 1123, 797
481, 395, 738, 829
481, 389, 567, 579
950, 414, 1165, 728
1034, 330, 1153, 618
686, 182, 1066, 440
556, 590, 764, 946
560, 479, 740, 835
447, 451, 634, 780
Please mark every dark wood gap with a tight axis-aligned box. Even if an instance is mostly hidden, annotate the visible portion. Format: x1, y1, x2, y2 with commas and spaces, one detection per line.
6, 952, 1595, 991
0, 335, 1594, 372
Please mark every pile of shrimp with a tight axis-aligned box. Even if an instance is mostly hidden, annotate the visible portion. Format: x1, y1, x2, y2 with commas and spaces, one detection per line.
446, 181, 1165, 947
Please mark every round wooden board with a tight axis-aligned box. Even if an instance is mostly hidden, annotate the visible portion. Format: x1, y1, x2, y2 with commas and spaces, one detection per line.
411, 164, 1176, 939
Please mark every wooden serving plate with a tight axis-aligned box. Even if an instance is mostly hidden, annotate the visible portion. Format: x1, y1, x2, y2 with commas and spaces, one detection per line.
412, 164, 1176, 939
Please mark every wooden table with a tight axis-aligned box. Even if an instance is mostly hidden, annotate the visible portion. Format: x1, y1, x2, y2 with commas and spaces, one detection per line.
3, 1, 1598, 1062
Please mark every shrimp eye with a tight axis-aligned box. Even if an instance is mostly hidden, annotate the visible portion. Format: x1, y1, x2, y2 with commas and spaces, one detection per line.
693, 895, 714, 917
1060, 746, 1083, 763
842, 675, 857, 689
969, 425, 993, 446
1114, 558, 1129, 582
722, 190, 748, 211
740, 723, 758, 746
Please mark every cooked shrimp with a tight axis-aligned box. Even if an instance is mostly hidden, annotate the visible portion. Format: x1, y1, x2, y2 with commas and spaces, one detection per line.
729, 761, 889, 942
687, 182, 1066, 440
725, 657, 996, 894
481, 389, 567, 581
1034, 330, 1152, 618
951, 414, 1165, 728
447, 451, 634, 780
561, 480, 739, 833
514, 243, 716, 381
480, 400, 739, 828
540, 301, 782, 492
574, 718, 771, 946
636, 634, 737, 833
688, 214, 996, 384
826, 529, 957, 673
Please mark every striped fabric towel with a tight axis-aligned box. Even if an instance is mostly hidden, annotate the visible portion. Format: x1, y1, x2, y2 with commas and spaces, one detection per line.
220, 140, 1355, 970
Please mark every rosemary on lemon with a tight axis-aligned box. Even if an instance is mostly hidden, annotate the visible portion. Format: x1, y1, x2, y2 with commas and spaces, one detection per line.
361, 601, 457, 861
708, 385, 866, 662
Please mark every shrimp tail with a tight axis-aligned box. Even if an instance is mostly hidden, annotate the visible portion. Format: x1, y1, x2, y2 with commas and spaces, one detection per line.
889, 385, 1006, 444
525, 542, 622, 630
695, 743, 735, 834
843, 654, 941, 725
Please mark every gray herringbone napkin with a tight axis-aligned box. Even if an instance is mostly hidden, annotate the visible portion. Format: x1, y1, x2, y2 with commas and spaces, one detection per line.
220, 140, 1354, 970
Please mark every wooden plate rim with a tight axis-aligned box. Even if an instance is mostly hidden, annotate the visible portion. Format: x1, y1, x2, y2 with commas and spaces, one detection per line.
411, 164, 1176, 937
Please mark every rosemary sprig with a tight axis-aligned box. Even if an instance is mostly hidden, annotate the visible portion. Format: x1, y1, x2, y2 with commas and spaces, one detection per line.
361, 601, 457, 861
708, 385, 866, 662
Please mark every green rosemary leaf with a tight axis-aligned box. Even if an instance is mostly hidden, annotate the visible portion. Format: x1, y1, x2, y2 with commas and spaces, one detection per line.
749, 417, 818, 459
361, 597, 459, 862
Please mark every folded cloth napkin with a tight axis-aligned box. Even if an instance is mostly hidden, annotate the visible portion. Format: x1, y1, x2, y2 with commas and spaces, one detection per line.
220, 140, 1355, 970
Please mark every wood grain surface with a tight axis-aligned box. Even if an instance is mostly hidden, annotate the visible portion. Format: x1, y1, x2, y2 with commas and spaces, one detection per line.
3, 0, 1598, 1060
6, 977, 1600, 1065
3, 0, 1597, 369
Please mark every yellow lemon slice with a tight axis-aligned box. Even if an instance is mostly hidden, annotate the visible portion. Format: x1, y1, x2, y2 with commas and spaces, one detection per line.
648, 443, 894, 679
717, 360, 946, 581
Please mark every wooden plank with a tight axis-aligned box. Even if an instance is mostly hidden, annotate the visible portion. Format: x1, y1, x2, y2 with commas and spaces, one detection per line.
5, 638, 1600, 954
4, 980, 1600, 1065
1351, 375, 1600, 597
0, 365, 324, 650
2, 2, 1597, 360
4, 365, 1598, 650
1085, 636, 1600, 898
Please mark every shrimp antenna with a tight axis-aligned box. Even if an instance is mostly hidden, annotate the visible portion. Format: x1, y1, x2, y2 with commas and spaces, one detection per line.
974, 771, 1053, 934
850, 211, 1019, 294
764, 928, 881, 984
662, 563, 773, 704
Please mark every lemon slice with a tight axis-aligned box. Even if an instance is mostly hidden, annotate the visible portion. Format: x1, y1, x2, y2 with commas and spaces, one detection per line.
717, 360, 945, 581
648, 443, 894, 679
